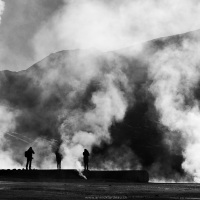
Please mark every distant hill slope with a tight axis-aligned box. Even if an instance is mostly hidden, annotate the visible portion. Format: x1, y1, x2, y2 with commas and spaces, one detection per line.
0, 29, 199, 178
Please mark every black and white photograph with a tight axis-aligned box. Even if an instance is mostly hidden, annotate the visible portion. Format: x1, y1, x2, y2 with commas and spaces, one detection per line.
0, 0, 200, 199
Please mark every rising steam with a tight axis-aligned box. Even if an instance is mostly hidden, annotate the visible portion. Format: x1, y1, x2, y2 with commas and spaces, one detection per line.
33, 0, 200, 60
148, 32, 200, 182
0, 0, 4, 21
1, 0, 200, 183
0, 1, 20, 169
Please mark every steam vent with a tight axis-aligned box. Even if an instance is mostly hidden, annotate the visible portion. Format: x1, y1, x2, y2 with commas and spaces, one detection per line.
0, 170, 149, 183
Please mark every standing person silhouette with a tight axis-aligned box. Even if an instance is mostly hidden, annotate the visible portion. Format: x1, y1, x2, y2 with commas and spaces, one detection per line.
25, 147, 35, 170
83, 149, 90, 171
55, 149, 62, 170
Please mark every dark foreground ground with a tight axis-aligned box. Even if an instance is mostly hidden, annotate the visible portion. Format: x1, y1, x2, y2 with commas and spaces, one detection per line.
0, 181, 200, 200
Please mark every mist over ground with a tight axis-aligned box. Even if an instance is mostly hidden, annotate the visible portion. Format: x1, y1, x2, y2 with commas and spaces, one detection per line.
0, 0, 200, 182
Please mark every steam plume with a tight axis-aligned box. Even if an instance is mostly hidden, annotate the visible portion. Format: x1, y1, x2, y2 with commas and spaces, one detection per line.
148, 32, 200, 181
33, 0, 200, 60
1, 0, 200, 183
0, 0, 4, 22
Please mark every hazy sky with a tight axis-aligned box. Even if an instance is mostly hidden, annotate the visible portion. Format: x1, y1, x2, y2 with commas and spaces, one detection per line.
0, 0, 64, 71
1, 0, 200, 71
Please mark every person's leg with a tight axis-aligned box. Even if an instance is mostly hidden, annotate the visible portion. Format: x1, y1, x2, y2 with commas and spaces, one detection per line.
86, 162, 88, 170
26, 159, 29, 170
29, 159, 32, 170
84, 161, 86, 170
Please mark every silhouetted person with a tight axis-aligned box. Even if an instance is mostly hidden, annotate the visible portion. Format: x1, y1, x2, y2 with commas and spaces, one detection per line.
25, 147, 35, 170
55, 149, 62, 170
83, 149, 90, 170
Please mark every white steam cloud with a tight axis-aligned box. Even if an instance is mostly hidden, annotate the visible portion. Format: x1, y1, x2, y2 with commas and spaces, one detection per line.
36, 49, 130, 169
2, 0, 200, 183
0, 106, 21, 169
0, 0, 4, 23
60, 71, 128, 169
148, 32, 200, 182
0, 1, 20, 169
33, 0, 200, 60
31, 0, 200, 176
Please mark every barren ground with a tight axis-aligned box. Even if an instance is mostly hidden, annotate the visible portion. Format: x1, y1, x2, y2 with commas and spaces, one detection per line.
0, 181, 200, 200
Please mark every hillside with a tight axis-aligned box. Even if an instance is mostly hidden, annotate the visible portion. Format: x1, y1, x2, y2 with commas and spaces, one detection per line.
0, 29, 199, 180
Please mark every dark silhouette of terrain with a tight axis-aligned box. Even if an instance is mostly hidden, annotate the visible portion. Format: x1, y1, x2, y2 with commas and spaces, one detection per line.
0, 169, 149, 182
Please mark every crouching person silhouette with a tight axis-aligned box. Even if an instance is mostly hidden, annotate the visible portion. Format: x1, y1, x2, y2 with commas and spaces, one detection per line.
83, 149, 90, 171
25, 147, 35, 170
